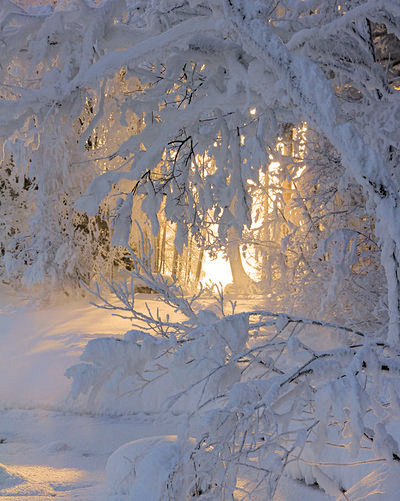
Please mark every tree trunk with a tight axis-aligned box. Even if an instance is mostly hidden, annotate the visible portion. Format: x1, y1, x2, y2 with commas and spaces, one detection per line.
227, 227, 254, 291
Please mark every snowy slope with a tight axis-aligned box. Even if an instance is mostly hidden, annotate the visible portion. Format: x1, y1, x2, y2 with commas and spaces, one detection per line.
0, 407, 331, 501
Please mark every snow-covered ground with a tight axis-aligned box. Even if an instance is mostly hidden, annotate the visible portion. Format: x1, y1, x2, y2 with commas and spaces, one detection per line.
0, 406, 331, 501
0, 287, 185, 500
0, 287, 395, 500
0, 289, 132, 408
0, 409, 178, 500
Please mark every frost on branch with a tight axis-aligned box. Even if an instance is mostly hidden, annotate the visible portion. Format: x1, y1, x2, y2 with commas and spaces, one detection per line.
65, 246, 400, 498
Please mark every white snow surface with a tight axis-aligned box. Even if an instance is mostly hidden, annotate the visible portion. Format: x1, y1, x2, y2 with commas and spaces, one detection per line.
0, 286, 396, 500
0, 286, 132, 408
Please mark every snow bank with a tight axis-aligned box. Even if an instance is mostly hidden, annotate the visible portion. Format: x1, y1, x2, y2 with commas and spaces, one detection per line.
106, 435, 194, 501
0, 464, 23, 490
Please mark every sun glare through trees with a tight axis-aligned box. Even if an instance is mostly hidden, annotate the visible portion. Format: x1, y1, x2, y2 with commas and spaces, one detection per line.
1, 0, 400, 499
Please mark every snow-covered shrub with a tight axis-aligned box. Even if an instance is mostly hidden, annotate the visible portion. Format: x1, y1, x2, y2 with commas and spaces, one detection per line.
65, 269, 245, 414
66, 330, 196, 414
277, 130, 385, 329
166, 315, 397, 499
66, 247, 400, 499
106, 435, 196, 501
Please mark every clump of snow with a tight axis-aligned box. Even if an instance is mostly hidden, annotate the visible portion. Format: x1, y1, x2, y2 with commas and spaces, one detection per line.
0, 464, 23, 490
41, 440, 71, 454
106, 435, 193, 501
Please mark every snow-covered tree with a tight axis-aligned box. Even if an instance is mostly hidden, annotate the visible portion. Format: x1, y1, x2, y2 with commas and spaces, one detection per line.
1, 0, 398, 333
3, 0, 400, 497
0, 152, 35, 281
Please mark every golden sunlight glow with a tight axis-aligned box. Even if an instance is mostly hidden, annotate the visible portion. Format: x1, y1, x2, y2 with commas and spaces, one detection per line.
249, 107, 257, 116
201, 251, 233, 288
292, 122, 308, 178
0, 463, 87, 497
240, 123, 308, 282
171, 122, 307, 288
265, 160, 281, 212
269, 160, 280, 175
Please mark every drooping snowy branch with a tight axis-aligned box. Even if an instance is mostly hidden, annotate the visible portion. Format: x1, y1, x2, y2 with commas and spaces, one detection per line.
66, 263, 400, 497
